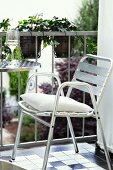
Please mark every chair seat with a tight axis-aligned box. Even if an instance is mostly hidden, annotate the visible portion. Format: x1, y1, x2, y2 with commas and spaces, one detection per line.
19, 100, 94, 118
20, 93, 93, 113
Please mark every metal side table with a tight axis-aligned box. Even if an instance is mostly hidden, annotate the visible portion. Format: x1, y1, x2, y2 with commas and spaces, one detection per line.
0, 60, 40, 146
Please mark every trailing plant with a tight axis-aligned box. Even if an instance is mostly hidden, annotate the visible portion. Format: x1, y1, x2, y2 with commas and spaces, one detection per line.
17, 16, 76, 35
0, 18, 10, 31
41, 16, 77, 48
17, 16, 77, 58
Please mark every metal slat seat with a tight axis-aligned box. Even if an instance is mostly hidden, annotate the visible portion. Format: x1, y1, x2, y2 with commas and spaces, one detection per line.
11, 54, 113, 170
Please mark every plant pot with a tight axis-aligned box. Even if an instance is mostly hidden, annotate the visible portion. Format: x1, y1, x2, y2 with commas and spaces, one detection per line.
20, 36, 41, 59
54, 36, 74, 58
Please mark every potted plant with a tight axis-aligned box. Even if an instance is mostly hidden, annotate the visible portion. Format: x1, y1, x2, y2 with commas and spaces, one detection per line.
17, 16, 43, 58
17, 16, 77, 58
43, 17, 77, 58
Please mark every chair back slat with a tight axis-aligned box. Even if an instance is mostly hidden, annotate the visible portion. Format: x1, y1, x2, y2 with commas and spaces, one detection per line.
67, 54, 112, 101
75, 70, 105, 86
74, 82, 101, 96
78, 62, 108, 76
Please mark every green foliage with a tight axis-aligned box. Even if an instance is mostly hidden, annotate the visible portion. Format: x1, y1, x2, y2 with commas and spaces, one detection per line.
20, 115, 40, 142
9, 71, 28, 98
17, 16, 44, 32
7, 47, 28, 98
73, 36, 97, 56
17, 16, 77, 48
0, 18, 11, 59
22, 115, 35, 126
75, 0, 99, 31
6, 46, 22, 60
74, 0, 99, 55
20, 132, 35, 142
17, 16, 76, 32
0, 18, 10, 31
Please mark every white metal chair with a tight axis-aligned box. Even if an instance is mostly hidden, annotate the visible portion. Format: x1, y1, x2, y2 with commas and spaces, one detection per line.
11, 54, 113, 170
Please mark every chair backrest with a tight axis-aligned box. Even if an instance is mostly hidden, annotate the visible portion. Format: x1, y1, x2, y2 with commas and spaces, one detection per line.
67, 54, 113, 106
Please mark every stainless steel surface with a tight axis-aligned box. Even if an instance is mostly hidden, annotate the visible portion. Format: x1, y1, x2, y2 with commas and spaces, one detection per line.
0, 60, 41, 72
0, 31, 97, 38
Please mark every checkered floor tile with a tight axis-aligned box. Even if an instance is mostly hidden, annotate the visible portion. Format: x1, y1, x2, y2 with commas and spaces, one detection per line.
0, 143, 110, 170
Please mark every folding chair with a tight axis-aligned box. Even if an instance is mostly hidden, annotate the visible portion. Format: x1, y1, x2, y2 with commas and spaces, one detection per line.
11, 54, 113, 170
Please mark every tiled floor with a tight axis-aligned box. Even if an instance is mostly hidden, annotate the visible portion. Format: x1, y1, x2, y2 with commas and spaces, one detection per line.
0, 143, 111, 170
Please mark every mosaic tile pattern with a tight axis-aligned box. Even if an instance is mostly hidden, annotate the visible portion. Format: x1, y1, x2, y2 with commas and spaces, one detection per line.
0, 143, 109, 170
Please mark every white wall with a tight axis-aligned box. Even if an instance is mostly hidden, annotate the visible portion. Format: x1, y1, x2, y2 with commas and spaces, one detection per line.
97, 0, 113, 152
0, 0, 82, 28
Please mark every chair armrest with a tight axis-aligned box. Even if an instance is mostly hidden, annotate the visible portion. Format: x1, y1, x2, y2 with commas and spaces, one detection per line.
25, 72, 64, 95
52, 81, 98, 114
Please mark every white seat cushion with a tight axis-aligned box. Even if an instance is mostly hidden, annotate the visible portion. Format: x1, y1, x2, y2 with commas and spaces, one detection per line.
20, 93, 93, 113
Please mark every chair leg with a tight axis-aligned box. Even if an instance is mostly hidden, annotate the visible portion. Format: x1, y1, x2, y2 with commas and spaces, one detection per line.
42, 117, 56, 170
10, 111, 24, 161
97, 116, 113, 170
67, 117, 79, 153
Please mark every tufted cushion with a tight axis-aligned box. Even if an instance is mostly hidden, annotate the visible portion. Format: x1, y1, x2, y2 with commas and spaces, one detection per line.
20, 93, 93, 113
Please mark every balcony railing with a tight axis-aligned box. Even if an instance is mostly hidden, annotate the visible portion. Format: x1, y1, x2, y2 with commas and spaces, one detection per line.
0, 31, 97, 151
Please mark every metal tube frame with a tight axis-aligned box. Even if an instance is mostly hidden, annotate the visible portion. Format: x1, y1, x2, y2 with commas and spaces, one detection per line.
42, 81, 113, 170
0, 31, 98, 149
